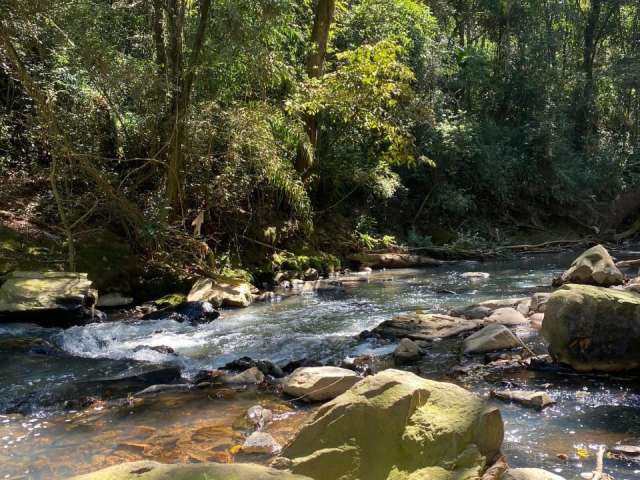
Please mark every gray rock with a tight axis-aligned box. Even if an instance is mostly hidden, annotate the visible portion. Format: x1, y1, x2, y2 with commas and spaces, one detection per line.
283, 366, 360, 402
393, 338, 422, 364
491, 390, 555, 410
242, 431, 282, 455
556, 244, 624, 287
478, 298, 528, 310
373, 313, 484, 341
486, 307, 528, 326
464, 324, 521, 354
247, 405, 273, 430
530, 293, 551, 313
221, 367, 265, 385
450, 305, 493, 319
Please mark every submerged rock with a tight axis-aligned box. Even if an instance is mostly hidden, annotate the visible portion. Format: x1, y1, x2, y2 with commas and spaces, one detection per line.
242, 431, 282, 455
393, 338, 422, 364
491, 390, 555, 410
349, 252, 443, 269
373, 313, 483, 341
142, 301, 219, 324
279, 369, 503, 480
283, 366, 360, 402
464, 324, 520, 354
247, 405, 274, 430
0, 271, 98, 327
542, 284, 640, 371
221, 367, 265, 385
224, 357, 285, 378
502, 468, 566, 480
0, 336, 66, 356
67, 460, 311, 480
555, 244, 624, 287
79, 366, 183, 394
450, 304, 493, 319
188, 277, 255, 308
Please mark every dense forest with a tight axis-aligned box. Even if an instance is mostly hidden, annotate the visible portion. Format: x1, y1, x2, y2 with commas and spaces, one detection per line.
2, 0, 640, 292
4, 3, 640, 480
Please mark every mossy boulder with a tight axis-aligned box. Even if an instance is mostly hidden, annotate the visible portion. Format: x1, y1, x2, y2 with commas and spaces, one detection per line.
542, 284, 640, 371
279, 369, 503, 480
0, 271, 97, 326
68, 461, 310, 480
555, 244, 624, 287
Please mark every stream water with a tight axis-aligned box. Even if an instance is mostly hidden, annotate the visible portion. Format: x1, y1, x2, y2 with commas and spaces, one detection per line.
1, 252, 640, 479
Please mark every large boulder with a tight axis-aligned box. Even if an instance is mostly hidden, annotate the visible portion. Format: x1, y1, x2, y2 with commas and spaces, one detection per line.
279, 369, 504, 480
68, 461, 310, 480
464, 324, 520, 354
188, 277, 255, 308
555, 245, 624, 287
283, 367, 360, 402
542, 284, 640, 371
0, 271, 98, 327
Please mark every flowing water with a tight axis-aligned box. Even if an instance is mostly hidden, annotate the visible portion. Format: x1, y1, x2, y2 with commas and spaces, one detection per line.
1, 252, 640, 479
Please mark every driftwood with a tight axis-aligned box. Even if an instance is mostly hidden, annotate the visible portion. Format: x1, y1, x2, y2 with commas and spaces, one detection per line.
590, 445, 612, 480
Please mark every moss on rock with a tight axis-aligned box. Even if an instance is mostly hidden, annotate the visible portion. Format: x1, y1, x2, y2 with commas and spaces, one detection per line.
67, 461, 310, 480
280, 369, 503, 480
542, 284, 640, 371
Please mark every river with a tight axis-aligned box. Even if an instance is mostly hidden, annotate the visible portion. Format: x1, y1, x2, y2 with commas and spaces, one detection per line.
0, 252, 639, 479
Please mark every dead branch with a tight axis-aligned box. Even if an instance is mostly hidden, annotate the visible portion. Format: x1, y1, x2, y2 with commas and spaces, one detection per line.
590, 445, 610, 480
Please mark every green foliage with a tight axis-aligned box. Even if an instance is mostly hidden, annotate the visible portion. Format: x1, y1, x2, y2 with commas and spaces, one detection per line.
3, 0, 640, 283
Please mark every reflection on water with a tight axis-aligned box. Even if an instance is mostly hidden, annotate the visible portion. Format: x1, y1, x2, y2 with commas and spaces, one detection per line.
0, 251, 640, 479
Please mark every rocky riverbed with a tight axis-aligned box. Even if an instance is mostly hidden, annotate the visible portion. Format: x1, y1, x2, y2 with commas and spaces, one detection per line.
1, 250, 640, 479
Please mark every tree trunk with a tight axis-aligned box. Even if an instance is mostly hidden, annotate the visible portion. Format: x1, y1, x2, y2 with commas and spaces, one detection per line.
163, 0, 212, 218
295, 0, 335, 174
575, 0, 601, 152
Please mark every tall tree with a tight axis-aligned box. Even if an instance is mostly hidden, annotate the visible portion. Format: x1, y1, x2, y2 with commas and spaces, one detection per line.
151, 0, 212, 217
295, 0, 336, 174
